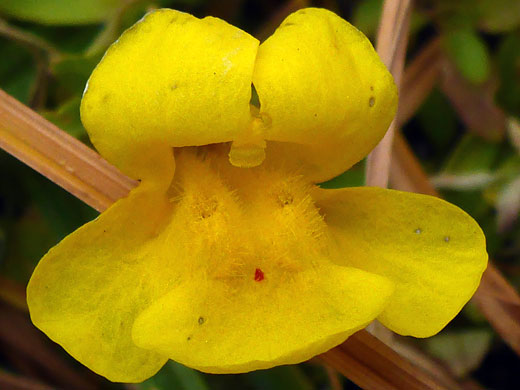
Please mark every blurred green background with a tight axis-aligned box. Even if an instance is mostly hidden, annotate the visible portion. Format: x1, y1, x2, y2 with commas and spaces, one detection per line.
1, 0, 520, 389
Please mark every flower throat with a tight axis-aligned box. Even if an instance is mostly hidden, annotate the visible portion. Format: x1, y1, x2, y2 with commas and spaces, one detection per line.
165, 146, 330, 285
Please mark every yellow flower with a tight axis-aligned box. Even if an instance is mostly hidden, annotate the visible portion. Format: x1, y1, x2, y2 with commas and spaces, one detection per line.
26, 7, 487, 383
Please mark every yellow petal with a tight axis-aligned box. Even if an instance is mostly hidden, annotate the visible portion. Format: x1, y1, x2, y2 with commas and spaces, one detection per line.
253, 8, 397, 182
313, 187, 488, 337
81, 9, 259, 180
27, 181, 175, 382
132, 263, 393, 374
132, 149, 394, 373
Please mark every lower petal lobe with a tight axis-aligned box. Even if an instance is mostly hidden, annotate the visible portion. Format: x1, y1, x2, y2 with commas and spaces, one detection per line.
314, 186, 488, 337
27, 182, 174, 382
132, 258, 392, 373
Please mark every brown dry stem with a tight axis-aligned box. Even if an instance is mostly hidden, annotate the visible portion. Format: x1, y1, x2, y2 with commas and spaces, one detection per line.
365, 0, 412, 188
0, 302, 98, 389
321, 330, 448, 390
0, 89, 135, 212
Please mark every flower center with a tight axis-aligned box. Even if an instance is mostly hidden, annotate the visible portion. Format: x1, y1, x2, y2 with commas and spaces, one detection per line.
166, 146, 329, 287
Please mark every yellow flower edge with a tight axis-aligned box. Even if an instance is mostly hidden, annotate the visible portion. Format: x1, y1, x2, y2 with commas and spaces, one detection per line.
28, 149, 395, 380
80, 7, 397, 183
26, 7, 488, 383
313, 186, 488, 337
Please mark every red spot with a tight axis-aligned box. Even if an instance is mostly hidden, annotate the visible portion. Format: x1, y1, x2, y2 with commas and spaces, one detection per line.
254, 268, 264, 282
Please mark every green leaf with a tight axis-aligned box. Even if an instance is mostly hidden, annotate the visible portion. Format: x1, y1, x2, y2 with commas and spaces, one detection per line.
352, 0, 383, 38
439, 135, 501, 219
425, 330, 493, 377
435, 0, 477, 31
21, 168, 97, 240
462, 302, 488, 325
507, 118, 520, 154
417, 89, 458, 151
442, 134, 500, 174
139, 362, 209, 390
496, 175, 520, 232
41, 96, 86, 139
477, 0, 520, 33
319, 160, 366, 189
495, 153, 520, 180
0, 226, 6, 264
0, 40, 37, 104
484, 154, 520, 232
1, 206, 56, 283
51, 54, 101, 96
442, 28, 490, 84
243, 365, 314, 390
496, 33, 520, 118
0, 0, 122, 25
353, 0, 426, 39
